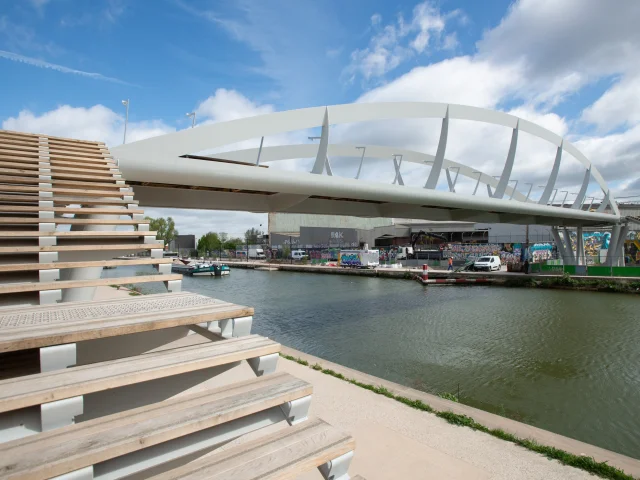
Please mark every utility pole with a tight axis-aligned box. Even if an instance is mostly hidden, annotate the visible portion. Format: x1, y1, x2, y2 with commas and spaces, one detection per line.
121, 99, 129, 144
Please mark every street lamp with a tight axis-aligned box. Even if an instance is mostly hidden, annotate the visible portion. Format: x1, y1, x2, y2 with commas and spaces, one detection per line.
539, 186, 558, 205
186, 112, 196, 128
121, 99, 129, 144
355, 146, 366, 179
508, 179, 519, 200
560, 190, 569, 206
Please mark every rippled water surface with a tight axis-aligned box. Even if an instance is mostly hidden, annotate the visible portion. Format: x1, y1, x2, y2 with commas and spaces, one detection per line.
105, 266, 640, 459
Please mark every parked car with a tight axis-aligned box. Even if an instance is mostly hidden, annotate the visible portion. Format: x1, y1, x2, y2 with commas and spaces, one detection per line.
291, 250, 308, 260
473, 255, 501, 271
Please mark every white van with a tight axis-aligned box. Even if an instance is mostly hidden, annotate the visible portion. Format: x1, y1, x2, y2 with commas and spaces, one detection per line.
291, 250, 308, 260
396, 246, 414, 260
473, 255, 501, 271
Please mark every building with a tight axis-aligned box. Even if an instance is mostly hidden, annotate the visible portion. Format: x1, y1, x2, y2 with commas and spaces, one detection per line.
169, 234, 196, 256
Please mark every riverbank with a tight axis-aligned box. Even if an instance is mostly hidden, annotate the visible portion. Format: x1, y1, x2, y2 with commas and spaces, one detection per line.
223, 261, 640, 293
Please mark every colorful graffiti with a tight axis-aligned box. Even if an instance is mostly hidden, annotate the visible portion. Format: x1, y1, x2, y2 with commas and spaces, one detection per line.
444, 243, 522, 264
530, 243, 554, 262
339, 252, 363, 266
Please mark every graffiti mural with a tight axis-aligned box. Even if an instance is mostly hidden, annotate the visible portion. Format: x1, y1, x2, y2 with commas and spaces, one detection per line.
443, 243, 522, 265
339, 252, 362, 266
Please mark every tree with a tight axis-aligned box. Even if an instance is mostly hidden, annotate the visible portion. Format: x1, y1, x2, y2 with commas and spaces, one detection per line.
245, 227, 264, 245
197, 232, 222, 257
224, 237, 243, 251
146, 216, 178, 247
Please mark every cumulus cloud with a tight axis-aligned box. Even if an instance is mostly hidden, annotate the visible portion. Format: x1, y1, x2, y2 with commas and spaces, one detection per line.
346, 0, 457, 82
196, 88, 275, 124
1, 104, 174, 146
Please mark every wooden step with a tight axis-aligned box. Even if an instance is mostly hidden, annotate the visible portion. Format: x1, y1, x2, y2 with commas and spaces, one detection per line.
0, 186, 128, 197
0, 217, 146, 225
0, 291, 252, 352
0, 230, 155, 238
0, 243, 161, 254
0, 154, 116, 168
0, 161, 119, 177
0, 257, 171, 274
2, 144, 112, 160
0, 206, 143, 215
0, 167, 120, 183
148, 418, 354, 480
0, 273, 180, 295
0, 130, 103, 145
0, 175, 127, 189
0, 372, 308, 480
0, 334, 279, 413
0, 194, 136, 205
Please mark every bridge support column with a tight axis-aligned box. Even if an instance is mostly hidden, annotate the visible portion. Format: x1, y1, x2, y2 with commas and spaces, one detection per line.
605, 224, 621, 267
551, 227, 571, 265
576, 226, 585, 266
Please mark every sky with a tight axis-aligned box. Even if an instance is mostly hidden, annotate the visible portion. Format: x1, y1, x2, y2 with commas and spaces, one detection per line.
1, 0, 640, 238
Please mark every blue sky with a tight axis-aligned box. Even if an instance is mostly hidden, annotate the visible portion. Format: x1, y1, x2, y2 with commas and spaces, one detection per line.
1, 0, 639, 236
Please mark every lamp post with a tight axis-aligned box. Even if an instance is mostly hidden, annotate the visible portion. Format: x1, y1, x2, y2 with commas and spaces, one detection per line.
121, 99, 129, 144
186, 112, 196, 128
508, 179, 519, 200
560, 190, 569, 206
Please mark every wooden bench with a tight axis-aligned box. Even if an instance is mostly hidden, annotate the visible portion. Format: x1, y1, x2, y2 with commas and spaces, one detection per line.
0, 372, 313, 480
0, 292, 253, 353
147, 418, 355, 480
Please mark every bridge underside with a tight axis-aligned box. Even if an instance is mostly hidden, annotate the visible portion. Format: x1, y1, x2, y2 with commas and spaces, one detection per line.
126, 165, 613, 228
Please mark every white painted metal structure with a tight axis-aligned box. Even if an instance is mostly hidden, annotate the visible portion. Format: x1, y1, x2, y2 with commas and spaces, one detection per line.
113, 102, 620, 229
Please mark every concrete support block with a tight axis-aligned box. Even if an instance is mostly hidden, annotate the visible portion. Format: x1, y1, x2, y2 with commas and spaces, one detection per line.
39, 183, 53, 189
38, 175, 52, 181
39, 168, 51, 174
39, 222, 55, 232
39, 268, 60, 283
318, 451, 354, 480
39, 191, 53, 198
39, 236, 57, 247
123, 195, 134, 202
39, 289, 62, 305
232, 316, 253, 337
150, 249, 163, 259
51, 466, 93, 480
40, 343, 77, 372
116, 180, 125, 185
280, 395, 311, 425
39, 211, 55, 219
39, 200, 54, 208
156, 263, 171, 275
138, 223, 149, 232
41, 396, 83, 432
165, 279, 181, 292
132, 214, 144, 221
144, 236, 159, 244
219, 319, 233, 339
248, 353, 279, 377
126, 203, 137, 209
39, 252, 58, 263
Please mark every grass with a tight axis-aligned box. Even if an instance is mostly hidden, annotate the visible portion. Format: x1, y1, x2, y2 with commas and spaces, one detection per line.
280, 353, 635, 480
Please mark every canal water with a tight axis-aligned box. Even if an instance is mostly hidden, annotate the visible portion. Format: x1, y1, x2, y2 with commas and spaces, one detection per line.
104, 266, 640, 459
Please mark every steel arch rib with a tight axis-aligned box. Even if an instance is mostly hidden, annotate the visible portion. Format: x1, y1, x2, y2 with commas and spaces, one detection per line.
112, 101, 618, 218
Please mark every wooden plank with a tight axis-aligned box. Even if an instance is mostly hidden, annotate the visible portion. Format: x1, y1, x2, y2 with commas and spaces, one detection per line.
0, 217, 145, 225
0, 372, 305, 480
0, 161, 119, 177
0, 144, 107, 157
0, 206, 143, 214
0, 186, 128, 197
0, 273, 180, 295
0, 175, 126, 189
0, 230, 154, 237
147, 418, 354, 480
0, 293, 254, 352
0, 137, 40, 148
0, 243, 162, 253
0, 155, 116, 169
0, 335, 279, 413
0, 140, 110, 155
0, 168, 127, 183
0, 130, 103, 145
0, 257, 170, 273
0, 194, 136, 205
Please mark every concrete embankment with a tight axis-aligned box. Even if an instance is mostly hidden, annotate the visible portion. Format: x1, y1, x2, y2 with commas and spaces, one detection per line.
224, 261, 640, 291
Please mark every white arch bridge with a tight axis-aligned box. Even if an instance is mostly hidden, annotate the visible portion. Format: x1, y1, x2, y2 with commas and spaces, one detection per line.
112, 102, 629, 266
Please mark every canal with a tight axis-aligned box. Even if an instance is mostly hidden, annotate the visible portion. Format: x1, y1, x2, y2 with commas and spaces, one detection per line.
104, 265, 640, 459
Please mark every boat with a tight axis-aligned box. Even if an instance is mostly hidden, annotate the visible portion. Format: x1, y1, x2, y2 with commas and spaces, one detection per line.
171, 258, 230, 276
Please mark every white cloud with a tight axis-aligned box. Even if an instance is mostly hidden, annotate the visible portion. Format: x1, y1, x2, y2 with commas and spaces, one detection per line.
1, 104, 174, 147
196, 88, 274, 124
581, 73, 640, 132
0, 49, 134, 85
346, 0, 454, 82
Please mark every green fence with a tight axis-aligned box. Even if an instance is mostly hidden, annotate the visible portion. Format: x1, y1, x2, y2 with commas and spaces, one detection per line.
532, 264, 640, 277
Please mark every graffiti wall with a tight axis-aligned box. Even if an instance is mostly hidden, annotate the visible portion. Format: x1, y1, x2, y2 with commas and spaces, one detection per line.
443, 243, 523, 264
